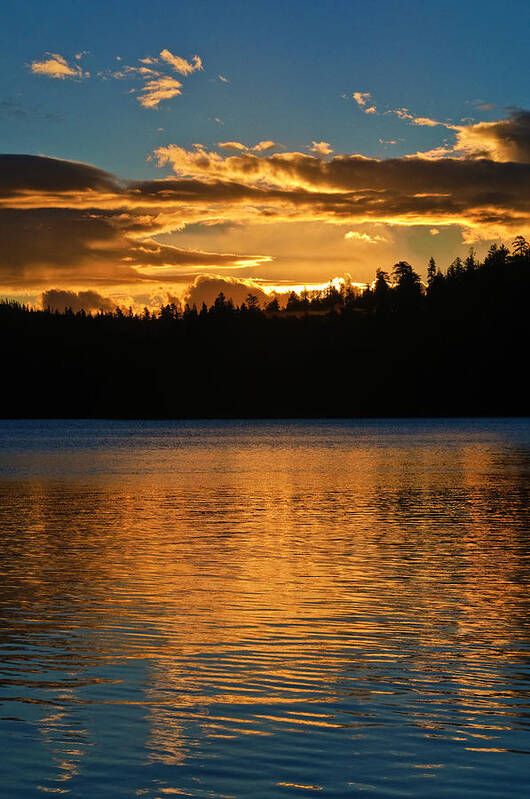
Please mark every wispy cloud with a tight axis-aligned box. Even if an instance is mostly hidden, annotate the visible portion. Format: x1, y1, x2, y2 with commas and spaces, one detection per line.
309, 141, 334, 156
160, 50, 203, 75
218, 141, 248, 151
131, 50, 203, 107
344, 231, 387, 244
411, 116, 442, 127
392, 107, 414, 121
30, 53, 89, 80
29, 48, 206, 109
353, 91, 377, 114
218, 74, 229, 83
138, 76, 183, 108
253, 140, 276, 152
218, 140, 276, 152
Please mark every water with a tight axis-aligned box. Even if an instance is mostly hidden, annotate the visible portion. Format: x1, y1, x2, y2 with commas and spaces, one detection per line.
0, 419, 529, 798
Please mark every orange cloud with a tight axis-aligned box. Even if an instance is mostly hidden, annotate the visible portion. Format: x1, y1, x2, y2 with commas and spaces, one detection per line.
452, 111, 530, 162
344, 231, 387, 244
412, 116, 443, 127
138, 76, 183, 108
252, 140, 276, 152
1, 147, 529, 293
218, 140, 277, 152
353, 92, 376, 114
309, 141, 334, 156
30, 53, 88, 80
218, 141, 248, 151
159, 50, 203, 75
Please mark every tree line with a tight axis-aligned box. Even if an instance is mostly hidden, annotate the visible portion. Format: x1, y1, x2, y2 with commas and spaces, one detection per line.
1, 236, 529, 418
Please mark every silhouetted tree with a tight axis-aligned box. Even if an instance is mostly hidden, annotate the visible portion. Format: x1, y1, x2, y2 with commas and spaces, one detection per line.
512, 235, 529, 258
286, 291, 300, 311
246, 293, 261, 312
265, 297, 280, 313
393, 261, 422, 310
427, 257, 437, 286
464, 248, 477, 272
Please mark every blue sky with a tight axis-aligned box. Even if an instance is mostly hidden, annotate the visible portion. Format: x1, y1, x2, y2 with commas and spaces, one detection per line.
3, 0, 528, 174
1, 0, 529, 307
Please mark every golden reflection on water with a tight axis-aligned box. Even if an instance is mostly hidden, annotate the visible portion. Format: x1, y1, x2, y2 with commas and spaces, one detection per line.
1, 420, 530, 797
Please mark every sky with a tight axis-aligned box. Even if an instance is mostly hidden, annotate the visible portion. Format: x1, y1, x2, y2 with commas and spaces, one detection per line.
1, 0, 529, 310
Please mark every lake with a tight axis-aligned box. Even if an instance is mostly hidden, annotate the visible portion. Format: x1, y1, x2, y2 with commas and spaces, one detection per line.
0, 419, 529, 798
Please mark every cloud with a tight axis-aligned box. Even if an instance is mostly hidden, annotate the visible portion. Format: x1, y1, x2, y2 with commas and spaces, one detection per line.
390, 108, 442, 127
153, 142, 530, 236
30, 53, 89, 80
123, 65, 161, 77
353, 92, 376, 114
429, 228, 440, 235
41, 289, 116, 312
392, 107, 414, 121
218, 74, 229, 83
412, 116, 443, 127
0, 155, 276, 286
88, 49, 203, 108
252, 140, 276, 152
138, 76, 183, 108
1, 146, 529, 292
159, 50, 203, 75
453, 110, 530, 163
309, 141, 334, 156
409, 110, 530, 164
182, 274, 270, 309
387, 103, 528, 163
344, 231, 387, 244
218, 140, 277, 152
218, 141, 249, 151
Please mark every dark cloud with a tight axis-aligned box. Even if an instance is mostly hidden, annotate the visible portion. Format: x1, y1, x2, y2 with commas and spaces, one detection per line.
0, 207, 268, 288
0, 154, 119, 196
455, 110, 530, 163
41, 289, 116, 313
0, 141, 529, 290
182, 275, 269, 309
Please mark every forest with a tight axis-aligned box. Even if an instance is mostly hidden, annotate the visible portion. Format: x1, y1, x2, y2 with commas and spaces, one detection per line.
1, 237, 529, 418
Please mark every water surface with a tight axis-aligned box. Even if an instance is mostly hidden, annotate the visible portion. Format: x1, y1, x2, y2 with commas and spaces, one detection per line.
1, 419, 530, 798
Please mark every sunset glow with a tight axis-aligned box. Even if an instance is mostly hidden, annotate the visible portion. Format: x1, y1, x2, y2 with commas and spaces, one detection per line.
1, 0, 529, 313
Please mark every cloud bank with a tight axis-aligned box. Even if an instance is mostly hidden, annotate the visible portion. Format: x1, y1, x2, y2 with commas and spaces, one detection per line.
41, 288, 116, 312
1, 114, 529, 292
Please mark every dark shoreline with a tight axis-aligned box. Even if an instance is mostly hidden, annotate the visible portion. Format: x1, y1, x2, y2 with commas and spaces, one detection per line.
2, 244, 528, 420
